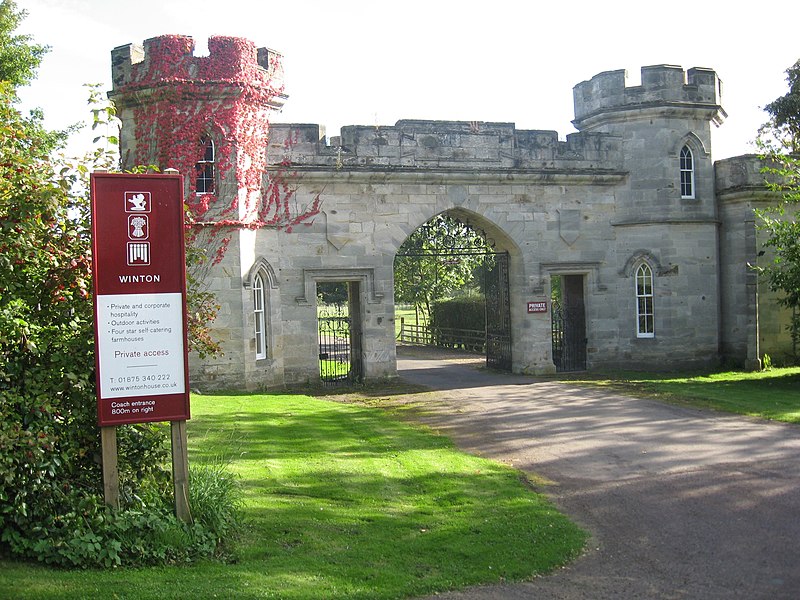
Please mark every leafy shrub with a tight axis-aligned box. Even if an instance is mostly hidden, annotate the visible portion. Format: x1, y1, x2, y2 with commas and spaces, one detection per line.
1, 462, 244, 568
1, 10, 231, 569
430, 297, 486, 331
0, 84, 175, 568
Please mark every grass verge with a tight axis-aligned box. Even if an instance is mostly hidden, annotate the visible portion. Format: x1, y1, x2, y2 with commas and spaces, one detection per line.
1, 391, 586, 600
565, 366, 800, 424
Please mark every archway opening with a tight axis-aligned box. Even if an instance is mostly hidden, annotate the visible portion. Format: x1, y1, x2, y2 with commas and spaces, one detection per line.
393, 212, 511, 371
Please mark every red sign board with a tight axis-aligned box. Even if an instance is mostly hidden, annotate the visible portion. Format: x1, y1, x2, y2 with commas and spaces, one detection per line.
90, 173, 190, 426
527, 301, 548, 313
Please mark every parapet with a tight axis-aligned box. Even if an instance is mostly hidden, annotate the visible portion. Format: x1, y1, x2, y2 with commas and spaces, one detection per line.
269, 120, 624, 172
110, 35, 284, 102
573, 65, 723, 128
715, 155, 784, 202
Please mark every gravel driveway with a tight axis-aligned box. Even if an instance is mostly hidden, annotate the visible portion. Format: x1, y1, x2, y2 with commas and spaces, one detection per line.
397, 347, 800, 600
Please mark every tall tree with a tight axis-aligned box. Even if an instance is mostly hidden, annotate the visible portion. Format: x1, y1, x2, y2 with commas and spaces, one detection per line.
0, 5, 168, 565
0, 0, 48, 89
755, 59, 800, 360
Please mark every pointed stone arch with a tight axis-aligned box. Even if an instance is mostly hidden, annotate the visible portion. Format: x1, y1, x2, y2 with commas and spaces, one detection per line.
672, 131, 708, 158
244, 257, 279, 290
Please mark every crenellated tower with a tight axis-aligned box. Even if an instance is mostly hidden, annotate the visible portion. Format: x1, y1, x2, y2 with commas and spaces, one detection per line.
109, 35, 286, 223
573, 65, 723, 129
108, 35, 299, 391
573, 65, 725, 222
573, 65, 728, 367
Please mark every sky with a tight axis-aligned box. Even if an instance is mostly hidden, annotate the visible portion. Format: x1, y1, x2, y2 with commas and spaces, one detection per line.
15, 0, 800, 161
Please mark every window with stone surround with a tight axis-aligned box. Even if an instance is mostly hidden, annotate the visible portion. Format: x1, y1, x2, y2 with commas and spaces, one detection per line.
253, 271, 267, 359
636, 263, 654, 338
195, 136, 216, 194
680, 145, 694, 199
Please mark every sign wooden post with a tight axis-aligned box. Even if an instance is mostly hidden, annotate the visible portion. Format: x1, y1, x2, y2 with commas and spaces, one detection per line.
171, 420, 192, 523
90, 172, 192, 521
101, 426, 120, 510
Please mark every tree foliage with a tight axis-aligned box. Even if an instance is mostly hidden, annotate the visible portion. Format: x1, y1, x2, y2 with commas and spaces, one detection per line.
394, 214, 491, 318
755, 58, 800, 361
0, 0, 47, 89
762, 59, 800, 154
0, 9, 241, 567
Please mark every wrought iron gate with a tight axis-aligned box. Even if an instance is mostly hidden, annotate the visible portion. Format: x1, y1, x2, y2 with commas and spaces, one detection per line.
551, 301, 587, 372
485, 252, 512, 371
318, 305, 363, 385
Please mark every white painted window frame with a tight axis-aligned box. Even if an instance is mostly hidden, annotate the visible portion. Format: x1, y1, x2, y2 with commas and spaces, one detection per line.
635, 263, 655, 338
680, 145, 695, 199
253, 272, 267, 359
196, 137, 216, 195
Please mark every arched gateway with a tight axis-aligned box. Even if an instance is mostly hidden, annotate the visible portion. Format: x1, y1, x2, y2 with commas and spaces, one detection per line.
109, 35, 791, 391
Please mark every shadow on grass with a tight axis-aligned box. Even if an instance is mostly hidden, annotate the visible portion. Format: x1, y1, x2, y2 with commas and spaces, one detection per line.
177, 393, 587, 599
563, 368, 800, 423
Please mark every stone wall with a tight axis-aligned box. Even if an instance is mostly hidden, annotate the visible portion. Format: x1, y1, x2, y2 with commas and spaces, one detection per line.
716, 156, 795, 366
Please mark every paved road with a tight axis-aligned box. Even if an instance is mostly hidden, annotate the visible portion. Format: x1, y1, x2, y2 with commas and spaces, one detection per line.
397, 348, 800, 600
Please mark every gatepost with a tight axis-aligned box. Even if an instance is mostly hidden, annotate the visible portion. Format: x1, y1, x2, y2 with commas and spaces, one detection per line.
90, 172, 191, 522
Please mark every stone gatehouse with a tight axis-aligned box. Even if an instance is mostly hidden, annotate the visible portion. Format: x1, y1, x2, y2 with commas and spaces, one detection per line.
109, 35, 791, 390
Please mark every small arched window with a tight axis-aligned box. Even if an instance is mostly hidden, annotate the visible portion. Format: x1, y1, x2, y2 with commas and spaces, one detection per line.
635, 263, 654, 338
195, 137, 216, 195
253, 271, 267, 359
680, 145, 694, 199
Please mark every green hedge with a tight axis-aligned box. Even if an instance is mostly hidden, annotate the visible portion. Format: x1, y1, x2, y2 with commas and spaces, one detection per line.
430, 297, 486, 331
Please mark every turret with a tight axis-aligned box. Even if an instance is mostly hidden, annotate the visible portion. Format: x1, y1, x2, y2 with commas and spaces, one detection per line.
108, 35, 286, 223
571, 65, 727, 223
110, 35, 284, 104
573, 64, 725, 131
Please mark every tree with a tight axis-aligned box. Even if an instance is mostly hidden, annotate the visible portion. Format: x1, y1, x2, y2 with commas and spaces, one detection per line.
394, 214, 491, 320
0, 9, 177, 566
755, 59, 800, 361
0, 0, 48, 89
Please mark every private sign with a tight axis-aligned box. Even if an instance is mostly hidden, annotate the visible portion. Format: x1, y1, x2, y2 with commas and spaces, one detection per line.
527, 301, 548, 313
90, 173, 190, 426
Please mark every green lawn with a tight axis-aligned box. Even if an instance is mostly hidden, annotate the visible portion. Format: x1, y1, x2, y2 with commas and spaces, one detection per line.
1, 392, 586, 600
569, 367, 800, 424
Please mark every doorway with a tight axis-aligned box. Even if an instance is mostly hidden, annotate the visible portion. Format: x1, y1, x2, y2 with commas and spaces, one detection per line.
394, 213, 512, 372
551, 274, 587, 372
317, 281, 363, 385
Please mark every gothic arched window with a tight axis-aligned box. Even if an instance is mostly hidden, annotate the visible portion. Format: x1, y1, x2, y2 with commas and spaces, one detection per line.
635, 263, 655, 338
680, 145, 694, 199
195, 137, 216, 194
253, 271, 267, 359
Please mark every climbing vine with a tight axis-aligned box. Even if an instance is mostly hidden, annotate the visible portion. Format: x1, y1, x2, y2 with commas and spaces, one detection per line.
117, 35, 320, 246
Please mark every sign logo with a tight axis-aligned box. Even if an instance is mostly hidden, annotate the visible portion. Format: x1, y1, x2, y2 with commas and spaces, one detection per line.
128, 215, 149, 239
125, 191, 151, 213
126, 196, 152, 266
127, 242, 151, 266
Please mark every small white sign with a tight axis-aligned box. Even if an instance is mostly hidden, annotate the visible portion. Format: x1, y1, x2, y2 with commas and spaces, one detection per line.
96, 292, 186, 399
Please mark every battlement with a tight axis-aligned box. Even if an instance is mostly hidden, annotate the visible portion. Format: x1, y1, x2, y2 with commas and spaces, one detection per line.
269, 120, 624, 172
573, 64, 723, 128
715, 155, 785, 201
110, 35, 283, 96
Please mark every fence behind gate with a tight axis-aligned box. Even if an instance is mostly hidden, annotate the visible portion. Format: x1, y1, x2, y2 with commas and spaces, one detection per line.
318, 305, 362, 385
